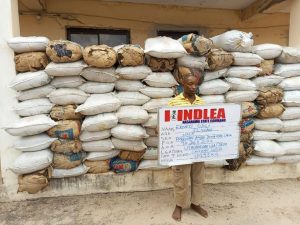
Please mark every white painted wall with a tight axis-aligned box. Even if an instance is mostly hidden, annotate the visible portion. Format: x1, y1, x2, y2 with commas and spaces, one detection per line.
0, 0, 21, 197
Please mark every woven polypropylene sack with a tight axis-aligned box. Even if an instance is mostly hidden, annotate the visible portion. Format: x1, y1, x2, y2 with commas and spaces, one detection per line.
50, 105, 83, 121
241, 102, 258, 118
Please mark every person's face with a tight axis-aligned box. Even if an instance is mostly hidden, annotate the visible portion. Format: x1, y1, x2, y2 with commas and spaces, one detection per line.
183, 76, 197, 96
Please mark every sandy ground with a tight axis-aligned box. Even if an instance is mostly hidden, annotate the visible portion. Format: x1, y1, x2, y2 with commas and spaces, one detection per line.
0, 179, 300, 225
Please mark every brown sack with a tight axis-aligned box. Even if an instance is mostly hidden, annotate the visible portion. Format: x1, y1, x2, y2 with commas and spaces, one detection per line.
15, 52, 48, 72
256, 87, 283, 105
53, 152, 84, 169
84, 160, 110, 174
50, 105, 83, 121
179, 33, 213, 56
83, 45, 117, 68
18, 169, 50, 194
119, 150, 145, 162
46, 40, 82, 63
207, 49, 234, 71
240, 132, 253, 143
241, 102, 258, 118
240, 118, 255, 134
51, 139, 82, 153
146, 56, 176, 72
257, 59, 274, 76
47, 120, 81, 139
225, 142, 253, 171
173, 66, 204, 85
257, 104, 285, 119
117, 45, 144, 66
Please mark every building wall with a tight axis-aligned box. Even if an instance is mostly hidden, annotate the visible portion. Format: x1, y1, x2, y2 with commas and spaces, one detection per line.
18, 1, 289, 46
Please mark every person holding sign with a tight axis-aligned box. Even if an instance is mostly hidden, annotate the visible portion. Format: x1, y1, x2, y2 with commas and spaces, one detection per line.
167, 74, 208, 221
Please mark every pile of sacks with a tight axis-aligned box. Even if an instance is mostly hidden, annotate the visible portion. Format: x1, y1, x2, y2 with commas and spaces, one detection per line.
5, 30, 300, 194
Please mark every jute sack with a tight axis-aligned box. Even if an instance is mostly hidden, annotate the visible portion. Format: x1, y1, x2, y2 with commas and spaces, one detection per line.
18, 169, 50, 194
207, 49, 234, 71
240, 118, 255, 134
51, 139, 82, 153
240, 133, 253, 142
111, 138, 147, 151
241, 102, 258, 118
117, 44, 144, 66
178, 33, 213, 56
17, 85, 55, 101
83, 45, 117, 68
15, 52, 48, 72
50, 105, 83, 121
256, 87, 283, 105
257, 60, 274, 76
256, 104, 285, 119
173, 66, 204, 85
53, 152, 85, 169
46, 40, 82, 63
47, 120, 81, 139
84, 160, 110, 173
146, 56, 175, 72
119, 150, 145, 161
226, 142, 253, 171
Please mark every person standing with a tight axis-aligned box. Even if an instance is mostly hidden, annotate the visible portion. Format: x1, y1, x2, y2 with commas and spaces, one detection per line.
168, 74, 208, 221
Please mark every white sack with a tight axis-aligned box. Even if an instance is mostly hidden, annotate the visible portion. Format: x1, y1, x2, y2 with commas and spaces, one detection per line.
111, 138, 147, 151
283, 91, 300, 107
144, 136, 159, 148
278, 141, 300, 155
253, 130, 281, 140
276, 131, 300, 142
177, 55, 208, 70
200, 95, 225, 104
140, 87, 174, 98
281, 119, 300, 132
10, 149, 53, 174
111, 124, 149, 141
52, 164, 89, 178
48, 88, 89, 105
278, 76, 300, 91
143, 72, 178, 88
4, 114, 57, 136
14, 98, 54, 117
275, 155, 300, 164
252, 75, 283, 90
116, 92, 150, 106
17, 85, 55, 101
226, 77, 257, 91
8, 36, 49, 53
246, 155, 275, 166
79, 130, 111, 142
226, 66, 261, 79
274, 64, 300, 78
232, 52, 263, 66
14, 134, 57, 152
143, 147, 158, 160
142, 98, 172, 113
81, 113, 118, 132
254, 140, 285, 157
204, 69, 227, 81
142, 113, 158, 128
45, 61, 87, 76
138, 160, 169, 170
252, 44, 283, 59
116, 106, 149, 124
116, 65, 151, 80
85, 150, 120, 161
276, 47, 300, 64
254, 118, 283, 132
51, 76, 85, 88
82, 139, 114, 152
280, 107, 300, 120
225, 91, 259, 103
79, 82, 115, 94
115, 80, 145, 92
144, 36, 187, 58
81, 67, 119, 83
199, 79, 230, 95
9, 71, 51, 91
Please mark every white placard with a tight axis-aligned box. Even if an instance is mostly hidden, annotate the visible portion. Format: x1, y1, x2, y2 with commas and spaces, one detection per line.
158, 104, 241, 166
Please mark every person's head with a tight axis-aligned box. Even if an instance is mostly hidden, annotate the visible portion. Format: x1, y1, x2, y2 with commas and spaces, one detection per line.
182, 74, 198, 96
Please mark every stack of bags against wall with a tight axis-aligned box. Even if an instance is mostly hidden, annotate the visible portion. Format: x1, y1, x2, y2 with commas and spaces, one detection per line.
202, 30, 257, 170
248, 46, 300, 165
76, 44, 120, 174
6, 36, 56, 193
135, 36, 186, 170
45, 40, 89, 178
108, 44, 149, 173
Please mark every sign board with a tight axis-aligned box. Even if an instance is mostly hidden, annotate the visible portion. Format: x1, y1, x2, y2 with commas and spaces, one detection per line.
158, 104, 241, 166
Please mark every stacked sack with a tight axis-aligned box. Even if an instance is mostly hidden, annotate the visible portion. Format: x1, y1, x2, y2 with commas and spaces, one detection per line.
111, 44, 149, 173
6, 37, 55, 193
45, 40, 89, 179
78, 44, 120, 174
137, 36, 186, 170
248, 46, 300, 165
202, 30, 258, 170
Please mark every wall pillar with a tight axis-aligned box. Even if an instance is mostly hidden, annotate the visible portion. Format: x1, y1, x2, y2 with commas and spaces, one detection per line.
289, 0, 300, 47
0, 0, 20, 199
